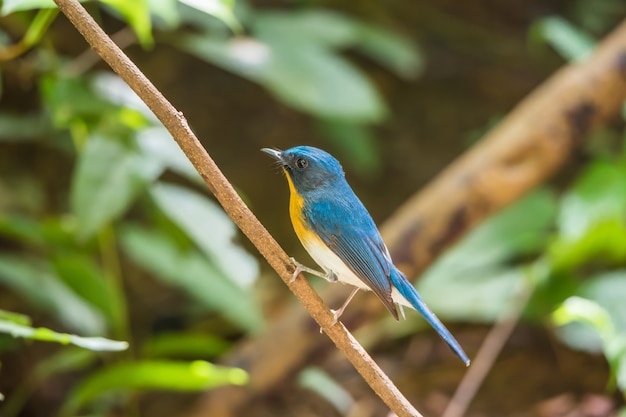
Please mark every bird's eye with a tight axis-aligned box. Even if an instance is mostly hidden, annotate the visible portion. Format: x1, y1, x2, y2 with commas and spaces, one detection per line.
295, 158, 308, 169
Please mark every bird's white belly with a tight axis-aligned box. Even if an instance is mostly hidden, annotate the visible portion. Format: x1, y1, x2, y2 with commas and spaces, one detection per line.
302, 238, 372, 291
301, 237, 413, 309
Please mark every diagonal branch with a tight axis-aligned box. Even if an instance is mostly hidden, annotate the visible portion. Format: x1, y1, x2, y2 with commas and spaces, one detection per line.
51, 0, 422, 416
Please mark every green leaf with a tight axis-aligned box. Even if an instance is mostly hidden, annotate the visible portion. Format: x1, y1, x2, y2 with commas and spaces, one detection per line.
147, 0, 180, 29
0, 255, 106, 334
553, 296, 614, 336
354, 23, 423, 79
1, 1, 152, 45
254, 12, 387, 122
91, 72, 155, 123
136, 127, 203, 184
51, 253, 122, 326
23, 8, 58, 46
298, 367, 353, 415
0, 310, 31, 326
70, 134, 163, 241
557, 160, 626, 239
557, 271, 626, 353
580, 271, 626, 333
142, 332, 230, 358
419, 266, 528, 323
180, 27, 387, 122
552, 295, 626, 392
245, 9, 422, 80
0, 215, 81, 252
552, 296, 618, 356
63, 360, 248, 414
436, 189, 556, 272
120, 225, 263, 332
0, 112, 51, 142
1, 0, 59, 15
0, 319, 127, 351
100, 0, 153, 47
530, 16, 596, 62
252, 9, 358, 48
550, 160, 626, 271
179, 0, 241, 34
416, 190, 556, 322
0, 214, 51, 247
549, 220, 626, 273
41, 75, 115, 131
150, 183, 258, 288
0, 215, 44, 246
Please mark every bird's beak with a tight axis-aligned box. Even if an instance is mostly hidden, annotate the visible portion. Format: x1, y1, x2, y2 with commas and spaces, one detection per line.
261, 148, 284, 163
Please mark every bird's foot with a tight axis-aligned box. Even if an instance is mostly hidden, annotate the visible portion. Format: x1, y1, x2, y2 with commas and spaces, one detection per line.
288, 257, 335, 283
318, 287, 360, 333
288, 257, 302, 283
319, 309, 342, 334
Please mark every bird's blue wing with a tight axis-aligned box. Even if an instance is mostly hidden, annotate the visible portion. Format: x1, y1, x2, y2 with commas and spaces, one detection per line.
304, 196, 399, 318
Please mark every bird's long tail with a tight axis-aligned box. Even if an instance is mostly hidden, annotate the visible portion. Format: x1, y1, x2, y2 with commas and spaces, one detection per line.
390, 267, 470, 366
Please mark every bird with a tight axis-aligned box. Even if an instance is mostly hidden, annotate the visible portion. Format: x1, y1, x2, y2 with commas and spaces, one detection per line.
262, 145, 469, 366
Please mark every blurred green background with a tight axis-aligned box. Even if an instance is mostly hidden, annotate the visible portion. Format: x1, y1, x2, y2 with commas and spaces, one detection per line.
1, 0, 626, 416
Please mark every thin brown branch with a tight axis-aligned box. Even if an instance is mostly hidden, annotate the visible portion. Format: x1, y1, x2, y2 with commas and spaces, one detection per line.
442, 282, 535, 417
65, 27, 136, 76
192, 18, 626, 417
51, 0, 422, 416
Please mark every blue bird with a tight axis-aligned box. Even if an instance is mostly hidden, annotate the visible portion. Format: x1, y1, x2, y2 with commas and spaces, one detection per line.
262, 146, 470, 366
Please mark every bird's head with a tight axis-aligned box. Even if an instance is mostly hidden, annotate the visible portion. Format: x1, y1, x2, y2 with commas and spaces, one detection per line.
261, 146, 345, 193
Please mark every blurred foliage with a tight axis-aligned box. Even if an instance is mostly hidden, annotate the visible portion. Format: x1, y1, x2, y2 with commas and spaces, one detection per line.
0, 1, 271, 413
0, 0, 423, 414
0, 67, 256, 412
414, 17, 626, 402
1, 0, 626, 415
530, 16, 596, 62
61, 359, 249, 416
0, 309, 127, 351
298, 367, 354, 415
174, 6, 422, 174
419, 155, 626, 374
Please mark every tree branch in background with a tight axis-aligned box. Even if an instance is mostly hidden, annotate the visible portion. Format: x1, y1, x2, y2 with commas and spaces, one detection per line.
51, 1, 425, 417
191, 19, 626, 417
382, 19, 626, 278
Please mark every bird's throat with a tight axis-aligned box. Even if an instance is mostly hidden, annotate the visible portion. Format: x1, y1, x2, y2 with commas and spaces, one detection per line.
284, 170, 309, 243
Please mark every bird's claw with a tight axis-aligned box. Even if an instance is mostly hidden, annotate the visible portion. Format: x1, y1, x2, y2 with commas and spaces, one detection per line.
330, 309, 340, 326
288, 257, 301, 283
319, 309, 341, 334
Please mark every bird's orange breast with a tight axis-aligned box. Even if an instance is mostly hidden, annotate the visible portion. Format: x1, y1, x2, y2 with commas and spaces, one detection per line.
284, 170, 320, 247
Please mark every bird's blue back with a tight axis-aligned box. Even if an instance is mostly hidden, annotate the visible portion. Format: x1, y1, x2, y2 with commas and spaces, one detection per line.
303, 178, 397, 314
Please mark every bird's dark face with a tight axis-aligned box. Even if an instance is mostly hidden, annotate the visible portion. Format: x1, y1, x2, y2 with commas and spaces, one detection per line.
261, 146, 345, 193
